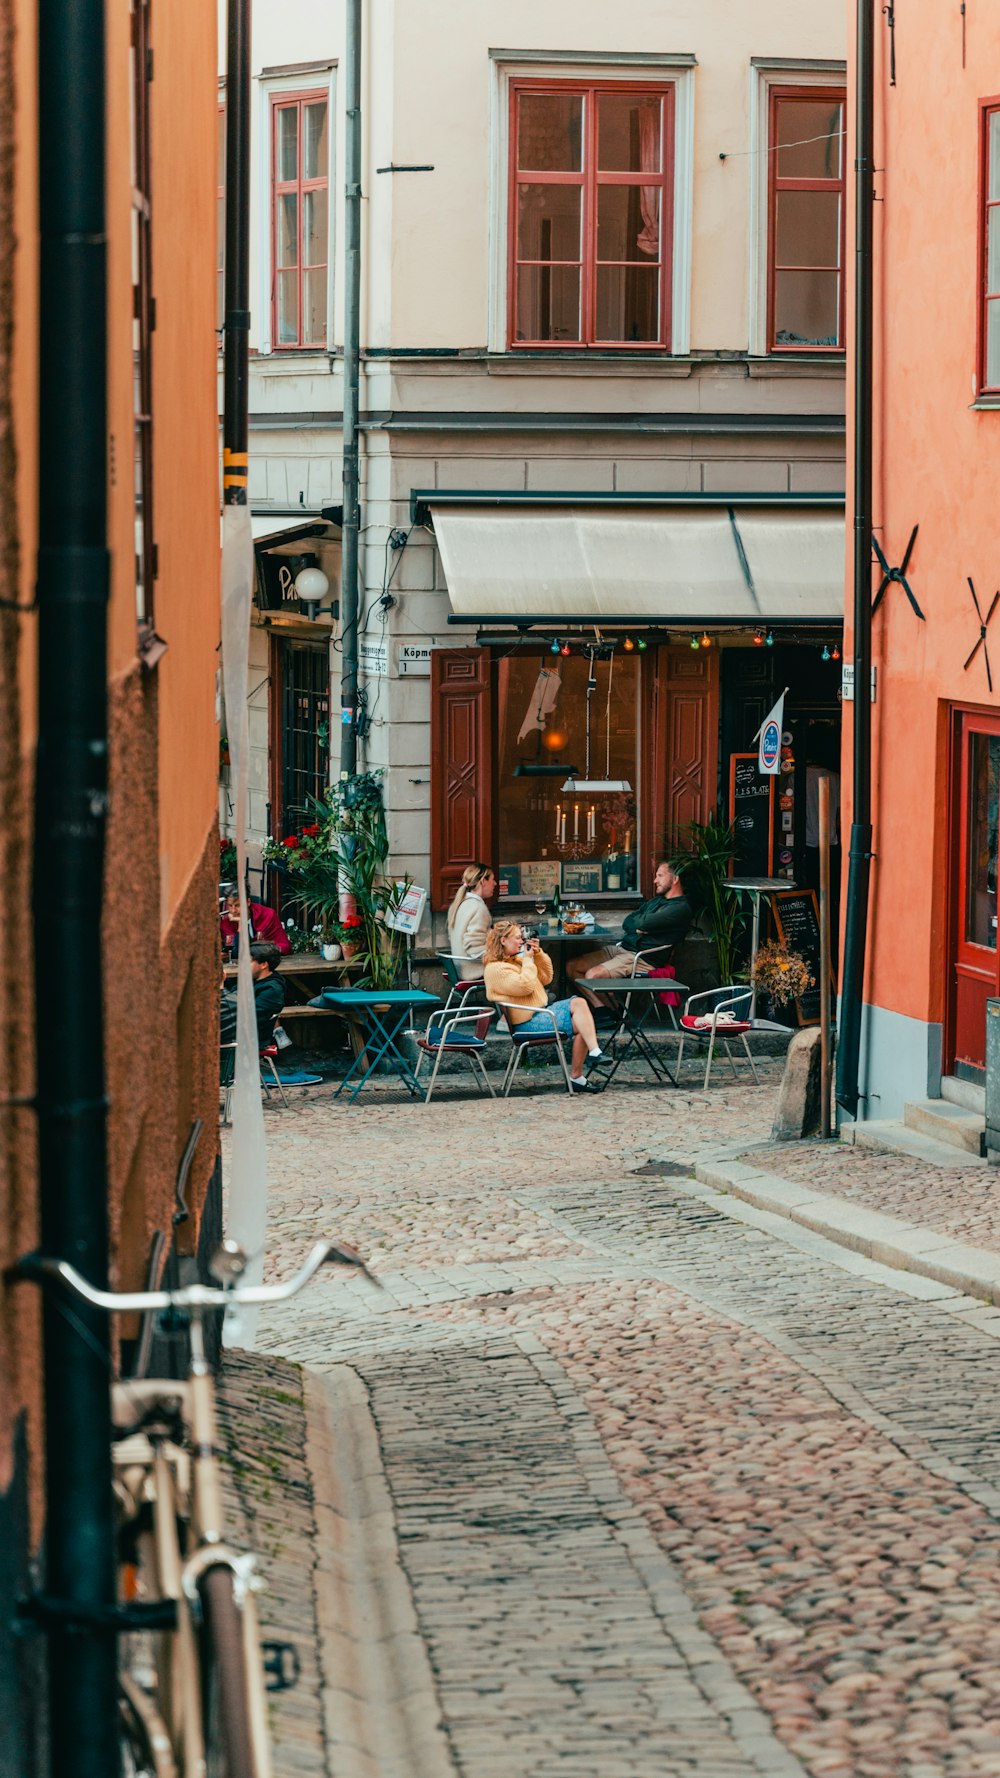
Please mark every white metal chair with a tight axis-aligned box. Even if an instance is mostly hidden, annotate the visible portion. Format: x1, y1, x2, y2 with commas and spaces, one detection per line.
494, 1001, 574, 1097
411, 1005, 496, 1103
219, 1040, 289, 1125
675, 986, 765, 1090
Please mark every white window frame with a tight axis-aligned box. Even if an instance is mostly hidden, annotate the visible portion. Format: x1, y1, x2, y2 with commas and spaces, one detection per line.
747, 58, 848, 359
255, 64, 337, 357
487, 50, 696, 357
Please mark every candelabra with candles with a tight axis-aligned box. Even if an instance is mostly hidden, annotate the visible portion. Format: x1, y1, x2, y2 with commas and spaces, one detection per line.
552, 800, 597, 860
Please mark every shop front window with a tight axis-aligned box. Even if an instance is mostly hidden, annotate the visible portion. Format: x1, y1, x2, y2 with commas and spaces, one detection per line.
496, 649, 640, 899
966, 731, 1000, 949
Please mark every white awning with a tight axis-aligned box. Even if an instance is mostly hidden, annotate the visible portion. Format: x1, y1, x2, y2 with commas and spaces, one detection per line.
431, 503, 844, 624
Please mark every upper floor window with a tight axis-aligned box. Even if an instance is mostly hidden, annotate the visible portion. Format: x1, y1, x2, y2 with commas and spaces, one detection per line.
508, 82, 674, 349
271, 92, 329, 349
767, 86, 845, 353
979, 101, 1000, 395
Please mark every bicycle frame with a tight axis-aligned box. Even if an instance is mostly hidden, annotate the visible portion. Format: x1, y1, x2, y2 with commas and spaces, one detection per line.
15, 1239, 376, 1778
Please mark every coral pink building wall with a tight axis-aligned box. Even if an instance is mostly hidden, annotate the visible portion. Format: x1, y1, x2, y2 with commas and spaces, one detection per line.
846, 3, 1000, 1118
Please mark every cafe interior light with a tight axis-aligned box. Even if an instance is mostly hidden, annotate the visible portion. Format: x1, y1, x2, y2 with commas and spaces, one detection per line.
753, 627, 765, 646
765, 629, 775, 647
832, 643, 841, 661
622, 635, 635, 651
821, 644, 831, 661
561, 643, 632, 795
690, 633, 700, 649
636, 636, 648, 651
700, 632, 712, 648
560, 641, 572, 656
550, 637, 561, 655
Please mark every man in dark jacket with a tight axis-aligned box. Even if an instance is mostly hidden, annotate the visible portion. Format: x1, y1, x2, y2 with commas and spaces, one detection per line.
568, 862, 692, 990
220, 941, 286, 1054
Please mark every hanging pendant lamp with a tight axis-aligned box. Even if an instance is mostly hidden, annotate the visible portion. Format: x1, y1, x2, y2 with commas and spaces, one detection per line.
562, 645, 632, 794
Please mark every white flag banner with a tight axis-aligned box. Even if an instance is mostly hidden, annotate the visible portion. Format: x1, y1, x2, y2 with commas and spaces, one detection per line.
220, 503, 269, 1348
517, 666, 561, 743
757, 692, 785, 777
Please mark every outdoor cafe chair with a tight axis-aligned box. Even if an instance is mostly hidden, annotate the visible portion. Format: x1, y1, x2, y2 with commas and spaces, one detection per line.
437, 950, 489, 1012
675, 986, 763, 1091
493, 1001, 574, 1097
410, 1004, 496, 1103
219, 1040, 289, 1126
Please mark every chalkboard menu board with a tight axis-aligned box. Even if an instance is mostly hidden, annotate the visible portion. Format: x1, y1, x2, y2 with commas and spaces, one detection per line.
729, 753, 775, 876
772, 889, 830, 1026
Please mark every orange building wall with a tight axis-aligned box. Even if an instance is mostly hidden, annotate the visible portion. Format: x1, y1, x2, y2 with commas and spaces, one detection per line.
844, 3, 1000, 1101
0, 0, 220, 1761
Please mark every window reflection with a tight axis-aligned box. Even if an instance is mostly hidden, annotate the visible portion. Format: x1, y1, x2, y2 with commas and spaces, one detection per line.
496, 651, 640, 897
967, 733, 1000, 949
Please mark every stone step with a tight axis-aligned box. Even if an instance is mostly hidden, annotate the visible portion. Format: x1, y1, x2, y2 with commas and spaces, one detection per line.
903, 1097, 986, 1156
841, 1117, 987, 1169
941, 1073, 986, 1115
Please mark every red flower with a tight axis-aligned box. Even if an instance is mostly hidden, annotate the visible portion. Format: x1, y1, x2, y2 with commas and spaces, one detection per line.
342, 913, 363, 929
282, 835, 299, 848
302, 823, 321, 837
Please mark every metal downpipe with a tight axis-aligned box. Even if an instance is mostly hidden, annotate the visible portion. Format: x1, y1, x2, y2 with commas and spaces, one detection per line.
836, 0, 876, 1119
339, 0, 362, 776
34, 0, 117, 1764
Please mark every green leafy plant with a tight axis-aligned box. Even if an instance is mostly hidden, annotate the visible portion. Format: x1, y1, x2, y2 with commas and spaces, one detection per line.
668, 818, 745, 985
262, 822, 341, 941
324, 773, 412, 989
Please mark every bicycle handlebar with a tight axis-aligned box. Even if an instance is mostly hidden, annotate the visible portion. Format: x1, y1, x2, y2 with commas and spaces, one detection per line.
12, 1239, 378, 1313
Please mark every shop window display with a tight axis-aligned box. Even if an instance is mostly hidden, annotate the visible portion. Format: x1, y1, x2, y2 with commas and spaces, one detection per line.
496, 649, 640, 898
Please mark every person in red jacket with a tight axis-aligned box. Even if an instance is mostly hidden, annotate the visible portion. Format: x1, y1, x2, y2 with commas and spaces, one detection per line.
220, 886, 291, 954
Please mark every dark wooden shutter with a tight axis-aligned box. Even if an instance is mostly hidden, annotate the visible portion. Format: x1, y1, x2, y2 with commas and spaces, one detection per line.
644, 647, 719, 858
664, 648, 719, 835
430, 647, 493, 911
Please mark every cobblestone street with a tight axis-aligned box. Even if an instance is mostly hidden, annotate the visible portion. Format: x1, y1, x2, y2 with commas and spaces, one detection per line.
221, 1069, 1000, 1778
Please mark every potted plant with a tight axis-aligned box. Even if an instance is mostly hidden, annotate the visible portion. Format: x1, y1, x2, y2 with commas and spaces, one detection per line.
668, 818, 745, 985
324, 773, 413, 989
262, 822, 341, 952
751, 941, 814, 1018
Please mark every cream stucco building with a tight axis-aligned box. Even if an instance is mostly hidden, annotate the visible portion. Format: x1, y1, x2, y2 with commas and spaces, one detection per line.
223, 0, 847, 938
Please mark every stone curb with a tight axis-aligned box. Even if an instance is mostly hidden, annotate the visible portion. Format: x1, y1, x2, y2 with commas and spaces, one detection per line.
694, 1152, 1000, 1307
304, 1366, 459, 1778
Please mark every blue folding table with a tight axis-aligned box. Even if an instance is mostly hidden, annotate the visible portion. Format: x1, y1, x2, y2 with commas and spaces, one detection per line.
319, 988, 441, 1102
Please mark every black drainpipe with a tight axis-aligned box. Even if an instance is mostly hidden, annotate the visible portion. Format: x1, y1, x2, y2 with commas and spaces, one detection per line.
339, 0, 362, 776
836, 0, 876, 1119
34, 0, 118, 1766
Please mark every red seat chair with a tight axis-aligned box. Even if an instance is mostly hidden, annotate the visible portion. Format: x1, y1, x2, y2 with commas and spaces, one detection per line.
411, 1006, 496, 1103
676, 987, 759, 1090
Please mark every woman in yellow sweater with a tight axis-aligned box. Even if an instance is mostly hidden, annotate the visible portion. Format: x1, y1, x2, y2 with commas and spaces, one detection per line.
483, 919, 604, 1091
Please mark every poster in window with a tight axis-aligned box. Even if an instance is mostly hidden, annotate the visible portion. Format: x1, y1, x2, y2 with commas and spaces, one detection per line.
497, 865, 521, 898
561, 863, 603, 896
519, 859, 561, 898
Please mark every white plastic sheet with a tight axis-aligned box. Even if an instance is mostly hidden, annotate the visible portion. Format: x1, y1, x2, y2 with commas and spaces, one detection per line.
220, 503, 269, 1348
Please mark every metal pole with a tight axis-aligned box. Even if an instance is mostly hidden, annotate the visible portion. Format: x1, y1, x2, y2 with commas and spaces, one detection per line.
35, 0, 117, 1763
223, 0, 251, 497
819, 775, 833, 1138
836, 0, 875, 1118
339, 0, 363, 776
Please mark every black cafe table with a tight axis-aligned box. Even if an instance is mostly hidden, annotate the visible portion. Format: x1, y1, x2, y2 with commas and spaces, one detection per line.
529, 922, 619, 995
582, 977, 689, 1091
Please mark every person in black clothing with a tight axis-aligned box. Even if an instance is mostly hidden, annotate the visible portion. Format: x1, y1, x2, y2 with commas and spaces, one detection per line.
220, 941, 286, 1059
568, 862, 692, 993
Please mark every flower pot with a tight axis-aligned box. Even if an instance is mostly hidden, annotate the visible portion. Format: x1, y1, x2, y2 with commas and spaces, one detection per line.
321, 943, 342, 962
341, 940, 362, 961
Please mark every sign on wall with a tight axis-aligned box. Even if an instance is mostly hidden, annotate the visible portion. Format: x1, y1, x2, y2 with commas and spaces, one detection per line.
399, 644, 432, 676
360, 638, 389, 677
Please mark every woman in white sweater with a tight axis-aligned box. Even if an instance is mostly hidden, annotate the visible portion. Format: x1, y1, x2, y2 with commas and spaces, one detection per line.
446, 863, 496, 978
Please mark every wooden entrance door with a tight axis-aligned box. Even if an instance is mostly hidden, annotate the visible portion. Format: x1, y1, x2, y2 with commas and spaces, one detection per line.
949, 709, 1000, 1076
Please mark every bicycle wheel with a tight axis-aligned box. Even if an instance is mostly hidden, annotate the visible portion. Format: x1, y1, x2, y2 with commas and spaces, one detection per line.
199, 1564, 266, 1778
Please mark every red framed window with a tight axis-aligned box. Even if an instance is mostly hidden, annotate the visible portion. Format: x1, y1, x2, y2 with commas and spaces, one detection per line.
767, 86, 846, 353
271, 91, 329, 349
508, 81, 674, 350
217, 102, 225, 335
130, 0, 155, 629
978, 99, 1000, 395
